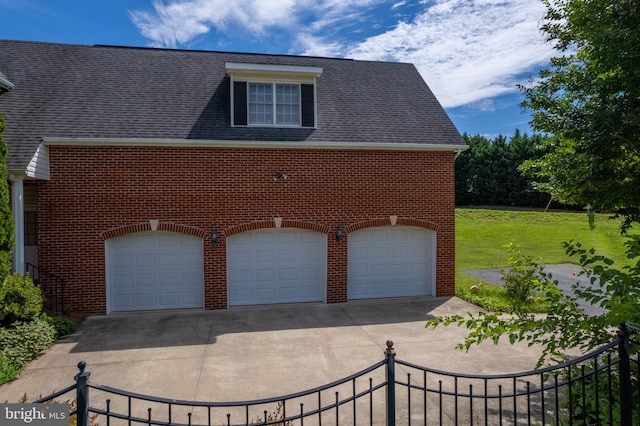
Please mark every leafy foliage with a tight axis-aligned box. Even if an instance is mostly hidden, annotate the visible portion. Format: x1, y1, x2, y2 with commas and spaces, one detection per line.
562, 361, 640, 425
0, 318, 56, 383
0, 352, 20, 384
0, 274, 44, 326
519, 0, 640, 230
0, 115, 14, 280
455, 131, 554, 208
501, 242, 542, 305
428, 238, 640, 368
47, 313, 77, 338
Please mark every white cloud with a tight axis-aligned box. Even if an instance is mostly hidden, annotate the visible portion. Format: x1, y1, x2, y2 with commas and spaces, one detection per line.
130, 0, 555, 108
338, 0, 554, 108
130, 0, 303, 48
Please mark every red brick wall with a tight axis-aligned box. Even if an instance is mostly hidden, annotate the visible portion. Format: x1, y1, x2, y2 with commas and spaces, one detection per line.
37, 145, 456, 314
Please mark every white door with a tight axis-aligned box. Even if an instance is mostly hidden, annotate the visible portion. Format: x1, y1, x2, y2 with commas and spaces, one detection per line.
227, 229, 326, 306
348, 226, 435, 299
107, 232, 204, 312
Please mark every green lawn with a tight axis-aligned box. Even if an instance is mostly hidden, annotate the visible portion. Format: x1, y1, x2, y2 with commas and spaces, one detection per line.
454, 208, 636, 311
456, 208, 634, 270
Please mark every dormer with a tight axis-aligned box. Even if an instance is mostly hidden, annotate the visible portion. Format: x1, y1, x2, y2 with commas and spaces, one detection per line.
226, 62, 323, 128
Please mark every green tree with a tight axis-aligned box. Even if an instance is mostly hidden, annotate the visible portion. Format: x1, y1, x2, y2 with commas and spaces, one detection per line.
0, 115, 14, 280
519, 0, 640, 230
455, 131, 552, 207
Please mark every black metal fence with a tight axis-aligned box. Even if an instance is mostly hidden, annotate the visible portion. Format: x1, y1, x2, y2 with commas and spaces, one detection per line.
36, 323, 639, 425
24, 262, 66, 313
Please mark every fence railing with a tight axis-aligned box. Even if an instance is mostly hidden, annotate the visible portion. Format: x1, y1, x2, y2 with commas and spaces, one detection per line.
24, 262, 65, 314
35, 323, 639, 425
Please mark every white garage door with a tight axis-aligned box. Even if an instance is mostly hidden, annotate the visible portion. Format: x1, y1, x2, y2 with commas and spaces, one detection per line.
107, 232, 204, 312
227, 229, 326, 306
348, 226, 435, 299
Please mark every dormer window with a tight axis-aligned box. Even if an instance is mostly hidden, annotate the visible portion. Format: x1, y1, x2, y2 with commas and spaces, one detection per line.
226, 63, 322, 128
249, 83, 300, 125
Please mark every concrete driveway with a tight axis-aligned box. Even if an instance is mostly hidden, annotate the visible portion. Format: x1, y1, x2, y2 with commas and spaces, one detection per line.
0, 297, 546, 404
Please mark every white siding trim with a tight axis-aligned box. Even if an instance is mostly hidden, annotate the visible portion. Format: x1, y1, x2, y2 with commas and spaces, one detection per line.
43, 137, 468, 153
225, 62, 323, 78
26, 143, 51, 180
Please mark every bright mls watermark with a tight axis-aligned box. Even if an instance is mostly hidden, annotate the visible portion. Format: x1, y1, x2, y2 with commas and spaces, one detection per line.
1, 404, 68, 426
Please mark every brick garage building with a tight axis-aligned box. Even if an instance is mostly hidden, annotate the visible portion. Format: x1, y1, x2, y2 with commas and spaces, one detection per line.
0, 40, 466, 315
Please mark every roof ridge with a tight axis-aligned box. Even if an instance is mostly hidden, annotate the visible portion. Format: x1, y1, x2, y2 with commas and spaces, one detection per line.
94, 43, 354, 62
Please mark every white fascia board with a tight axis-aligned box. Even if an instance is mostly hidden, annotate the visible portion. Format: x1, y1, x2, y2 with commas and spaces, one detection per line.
43, 137, 468, 153
225, 62, 323, 77
0, 75, 14, 90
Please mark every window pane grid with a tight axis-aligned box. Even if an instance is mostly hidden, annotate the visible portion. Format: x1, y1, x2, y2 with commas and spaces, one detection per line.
249, 83, 273, 124
247, 83, 300, 126
276, 84, 300, 125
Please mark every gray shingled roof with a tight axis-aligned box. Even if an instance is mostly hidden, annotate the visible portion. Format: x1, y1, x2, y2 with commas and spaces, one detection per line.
0, 40, 464, 172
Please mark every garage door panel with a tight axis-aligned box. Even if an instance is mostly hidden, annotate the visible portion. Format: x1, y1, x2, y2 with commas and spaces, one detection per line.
256, 249, 275, 263
158, 292, 179, 306
158, 272, 178, 287
108, 232, 204, 312
348, 226, 435, 299
136, 273, 157, 288
228, 229, 326, 306
257, 268, 275, 281
158, 252, 180, 266
112, 294, 134, 309
280, 267, 297, 280
136, 292, 157, 307
135, 253, 157, 267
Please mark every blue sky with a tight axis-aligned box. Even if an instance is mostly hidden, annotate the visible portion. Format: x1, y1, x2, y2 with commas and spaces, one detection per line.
0, 0, 556, 138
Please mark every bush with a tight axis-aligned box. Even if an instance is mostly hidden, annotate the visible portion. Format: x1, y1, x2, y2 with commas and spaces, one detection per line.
0, 352, 20, 384
47, 314, 76, 338
501, 242, 541, 305
562, 362, 640, 424
0, 274, 43, 326
0, 318, 56, 384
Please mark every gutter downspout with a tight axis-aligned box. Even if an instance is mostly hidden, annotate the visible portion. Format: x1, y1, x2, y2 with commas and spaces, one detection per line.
10, 174, 24, 274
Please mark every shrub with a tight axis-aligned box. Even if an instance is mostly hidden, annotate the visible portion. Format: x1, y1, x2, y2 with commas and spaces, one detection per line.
0, 318, 56, 382
47, 314, 76, 338
501, 242, 541, 305
0, 274, 43, 326
562, 361, 640, 424
0, 352, 20, 384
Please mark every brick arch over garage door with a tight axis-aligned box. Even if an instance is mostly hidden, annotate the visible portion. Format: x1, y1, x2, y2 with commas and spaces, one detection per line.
101, 222, 207, 240
346, 219, 437, 300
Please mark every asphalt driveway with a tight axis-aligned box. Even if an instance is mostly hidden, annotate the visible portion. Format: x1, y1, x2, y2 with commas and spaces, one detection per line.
463, 263, 605, 315
0, 297, 548, 404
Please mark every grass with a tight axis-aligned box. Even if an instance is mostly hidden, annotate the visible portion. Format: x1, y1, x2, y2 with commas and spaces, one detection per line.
455, 207, 637, 311
456, 208, 633, 269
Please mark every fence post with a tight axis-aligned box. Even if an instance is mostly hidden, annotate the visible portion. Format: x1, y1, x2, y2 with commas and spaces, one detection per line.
385, 340, 396, 426
618, 323, 632, 426
75, 361, 91, 426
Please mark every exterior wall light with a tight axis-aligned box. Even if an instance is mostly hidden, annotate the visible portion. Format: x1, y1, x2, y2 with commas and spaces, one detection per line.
335, 225, 343, 242
211, 228, 218, 245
